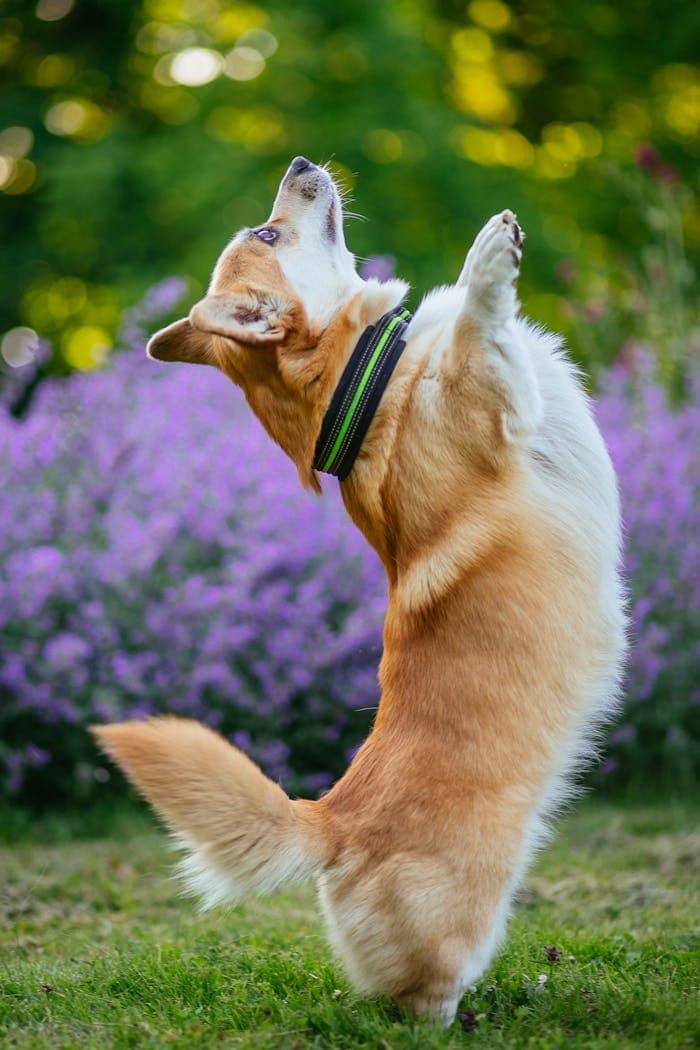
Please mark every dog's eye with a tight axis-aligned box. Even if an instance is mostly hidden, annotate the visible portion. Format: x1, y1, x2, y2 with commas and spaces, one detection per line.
255, 227, 278, 244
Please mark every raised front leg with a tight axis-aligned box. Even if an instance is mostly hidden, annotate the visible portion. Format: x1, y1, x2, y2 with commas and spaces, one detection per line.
457, 210, 523, 328
442, 211, 541, 447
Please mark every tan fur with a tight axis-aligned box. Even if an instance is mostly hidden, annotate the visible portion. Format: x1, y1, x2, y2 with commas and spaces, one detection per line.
94, 164, 624, 1025
91, 719, 330, 899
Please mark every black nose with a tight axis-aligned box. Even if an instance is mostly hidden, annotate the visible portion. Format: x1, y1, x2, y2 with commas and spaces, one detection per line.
290, 156, 312, 174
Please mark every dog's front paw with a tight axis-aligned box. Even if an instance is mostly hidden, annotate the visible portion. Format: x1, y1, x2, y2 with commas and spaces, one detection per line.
480, 209, 523, 270
459, 211, 524, 325
463, 209, 524, 286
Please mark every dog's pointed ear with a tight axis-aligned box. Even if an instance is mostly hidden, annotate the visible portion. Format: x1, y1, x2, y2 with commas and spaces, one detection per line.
147, 317, 214, 366
189, 289, 292, 347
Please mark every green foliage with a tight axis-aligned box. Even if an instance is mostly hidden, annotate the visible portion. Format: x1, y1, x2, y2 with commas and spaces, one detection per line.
1, 799, 698, 1046
1, 0, 699, 371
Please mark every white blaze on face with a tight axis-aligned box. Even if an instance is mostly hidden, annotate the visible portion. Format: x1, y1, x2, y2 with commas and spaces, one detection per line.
270, 159, 363, 328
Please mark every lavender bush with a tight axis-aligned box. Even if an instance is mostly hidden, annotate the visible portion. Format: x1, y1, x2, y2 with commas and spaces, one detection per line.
1, 291, 698, 802
596, 353, 699, 783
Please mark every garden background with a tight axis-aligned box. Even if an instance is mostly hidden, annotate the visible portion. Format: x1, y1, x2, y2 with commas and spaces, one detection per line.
2, 0, 698, 803
0, 2, 699, 1044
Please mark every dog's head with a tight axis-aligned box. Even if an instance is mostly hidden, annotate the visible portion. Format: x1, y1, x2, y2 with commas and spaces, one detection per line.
147, 157, 407, 489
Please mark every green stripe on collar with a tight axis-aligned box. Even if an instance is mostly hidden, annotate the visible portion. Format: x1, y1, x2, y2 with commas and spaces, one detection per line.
313, 304, 412, 481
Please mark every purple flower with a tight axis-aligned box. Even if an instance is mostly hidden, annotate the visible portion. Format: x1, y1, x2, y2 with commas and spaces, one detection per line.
609, 724, 636, 745
44, 633, 91, 671
633, 142, 682, 185
634, 142, 662, 172
360, 255, 397, 282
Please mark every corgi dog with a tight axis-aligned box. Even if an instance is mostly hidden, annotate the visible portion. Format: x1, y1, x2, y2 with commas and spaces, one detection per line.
93, 156, 626, 1025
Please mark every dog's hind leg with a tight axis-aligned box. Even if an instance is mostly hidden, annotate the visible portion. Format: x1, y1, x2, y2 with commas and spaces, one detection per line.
317, 844, 516, 1027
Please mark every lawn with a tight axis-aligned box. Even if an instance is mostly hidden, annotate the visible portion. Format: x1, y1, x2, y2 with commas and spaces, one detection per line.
1, 798, 698, 1049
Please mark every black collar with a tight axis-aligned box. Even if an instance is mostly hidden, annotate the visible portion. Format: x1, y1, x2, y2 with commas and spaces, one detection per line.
312, 304, 412, 481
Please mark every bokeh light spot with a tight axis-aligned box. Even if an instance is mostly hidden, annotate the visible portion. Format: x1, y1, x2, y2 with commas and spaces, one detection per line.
47, 277, 88, 322
452, 28, 494, 64
664, 92, 700, 139
541, 123, 589, 164
169, 47, 223, 86
45, 100, 85, 136
2, 159, 37, 195
153, 55, 177, 86
137, 22, 196, 56
63, 326, 111, 370
224, 46, 265, 81
612, 100, 652, 137
44, 99, 110, 140
363, 129, 404, 164
0, 126, 33, 158
210, 6, 269, 45
36, 0, 74, 21
453, 66, 516, 123
236, 28, 277, 57
533, 146, 575, 179
468, 0, 511, 31
571, 122, 603, 158
31, 53, 76, 87
451, 126, 533, 168
1, 327, 39, 368
0, 156, 14, 188
498, 50, 543, 85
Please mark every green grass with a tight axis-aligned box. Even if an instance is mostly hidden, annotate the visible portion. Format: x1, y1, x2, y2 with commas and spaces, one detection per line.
1, 798, 698, 1048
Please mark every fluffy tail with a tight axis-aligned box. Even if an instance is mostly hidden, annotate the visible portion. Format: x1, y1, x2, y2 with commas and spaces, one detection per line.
91, 717, 329, 907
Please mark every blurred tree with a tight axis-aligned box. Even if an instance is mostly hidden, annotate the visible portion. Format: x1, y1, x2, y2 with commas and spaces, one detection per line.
0, 0, 698, 373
